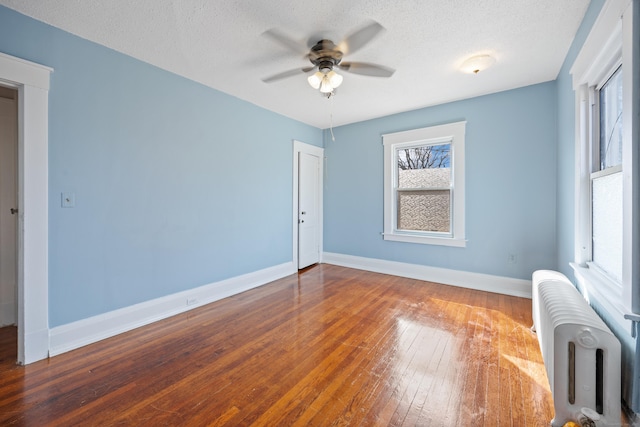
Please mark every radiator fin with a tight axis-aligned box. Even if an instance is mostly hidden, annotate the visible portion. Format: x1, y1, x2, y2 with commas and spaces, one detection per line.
569, 341, 575, 405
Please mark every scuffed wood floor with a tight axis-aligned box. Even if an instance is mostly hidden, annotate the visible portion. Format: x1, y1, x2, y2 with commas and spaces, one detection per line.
0, 264, 556, 425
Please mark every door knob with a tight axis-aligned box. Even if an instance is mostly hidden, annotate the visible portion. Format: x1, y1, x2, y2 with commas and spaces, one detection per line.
10, 208, 18, 215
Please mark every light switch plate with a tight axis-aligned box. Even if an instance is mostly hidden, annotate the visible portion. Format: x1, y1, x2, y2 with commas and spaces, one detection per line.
61, 192, 75, 208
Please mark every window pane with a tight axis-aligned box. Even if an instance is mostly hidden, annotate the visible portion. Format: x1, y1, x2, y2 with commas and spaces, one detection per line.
592, 171, 623, 282
397, 189, 450, 233
395, 143, 451, 233
397, 144, 451, 170
599, 67, 623, 170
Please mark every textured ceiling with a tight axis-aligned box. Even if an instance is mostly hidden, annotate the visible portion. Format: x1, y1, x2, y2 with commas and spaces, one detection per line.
0, 0, 590, 129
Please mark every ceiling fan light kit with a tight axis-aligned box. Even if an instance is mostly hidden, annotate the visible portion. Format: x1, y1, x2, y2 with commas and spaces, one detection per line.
308, 70, 343, 93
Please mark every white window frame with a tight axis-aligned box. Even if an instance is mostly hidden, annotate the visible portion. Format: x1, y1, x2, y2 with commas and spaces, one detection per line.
382, 121, 466, 247
570, 0, 639, 318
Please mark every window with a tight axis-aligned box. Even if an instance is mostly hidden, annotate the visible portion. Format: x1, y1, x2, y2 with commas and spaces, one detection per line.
571, 0, 638, 316
591, 66, 623, 284
383, 121, 466, 247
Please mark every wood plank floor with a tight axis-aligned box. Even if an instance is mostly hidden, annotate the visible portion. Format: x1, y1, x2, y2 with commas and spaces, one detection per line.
0, 264, 560, 425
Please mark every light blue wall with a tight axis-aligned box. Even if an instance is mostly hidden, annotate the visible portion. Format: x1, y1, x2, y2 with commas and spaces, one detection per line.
0, 6, 322, 327
324, 83, 558, 280
555, 0, 639, 412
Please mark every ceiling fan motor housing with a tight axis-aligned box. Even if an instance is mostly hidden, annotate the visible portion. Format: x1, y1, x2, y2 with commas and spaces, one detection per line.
309, 39, 343, 72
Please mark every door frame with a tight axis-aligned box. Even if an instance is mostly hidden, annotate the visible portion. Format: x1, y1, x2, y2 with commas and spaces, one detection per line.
0, 52, 52, 364
292, 140, 323, 270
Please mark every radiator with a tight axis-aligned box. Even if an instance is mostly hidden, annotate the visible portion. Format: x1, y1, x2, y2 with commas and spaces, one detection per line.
532, 270, 621, 427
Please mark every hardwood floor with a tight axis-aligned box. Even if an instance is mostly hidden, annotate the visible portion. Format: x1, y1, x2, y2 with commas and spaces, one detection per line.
0, 264, 558, 425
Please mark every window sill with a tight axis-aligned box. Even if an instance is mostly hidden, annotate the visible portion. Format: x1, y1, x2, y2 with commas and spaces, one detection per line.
382, 232, 466, 247
570, 262, 628, 326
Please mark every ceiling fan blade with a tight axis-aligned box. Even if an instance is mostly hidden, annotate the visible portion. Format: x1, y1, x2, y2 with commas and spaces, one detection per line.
262, 29, 308, 56
262, 67, 314, 83
339, 21, 385, 55
338, 62, 395, 77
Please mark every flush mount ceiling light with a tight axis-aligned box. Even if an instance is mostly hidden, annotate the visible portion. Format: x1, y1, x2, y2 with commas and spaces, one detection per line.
460, 54, 496, 74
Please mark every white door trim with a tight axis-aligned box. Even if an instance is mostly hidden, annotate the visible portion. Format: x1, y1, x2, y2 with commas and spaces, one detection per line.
0, 95, 18, 327
292, 140, 323, 269
0, 51, 52, 364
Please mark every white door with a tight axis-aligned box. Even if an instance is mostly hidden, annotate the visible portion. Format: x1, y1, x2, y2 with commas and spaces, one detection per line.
0, 92, 17, 326
297, 151, 320, 269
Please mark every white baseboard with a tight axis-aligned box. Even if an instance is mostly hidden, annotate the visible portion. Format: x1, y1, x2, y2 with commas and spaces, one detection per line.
322, 252, 532, 299
49, 262, 295, 357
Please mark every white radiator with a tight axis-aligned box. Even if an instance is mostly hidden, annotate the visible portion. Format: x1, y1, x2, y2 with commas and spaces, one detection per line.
532, 270, 621, 427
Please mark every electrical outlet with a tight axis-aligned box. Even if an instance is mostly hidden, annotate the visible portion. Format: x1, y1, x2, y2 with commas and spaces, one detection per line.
507, 253, 517, 264
186, 297, 198, 306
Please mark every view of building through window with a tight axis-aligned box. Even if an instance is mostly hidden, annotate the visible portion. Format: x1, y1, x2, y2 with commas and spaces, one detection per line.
396, 144, 451, 233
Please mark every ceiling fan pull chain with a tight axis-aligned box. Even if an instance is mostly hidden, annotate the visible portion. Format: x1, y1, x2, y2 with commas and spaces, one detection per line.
328, 93, 336, 142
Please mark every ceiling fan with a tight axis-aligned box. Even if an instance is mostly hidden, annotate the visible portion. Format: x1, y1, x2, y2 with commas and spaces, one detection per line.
261, 21, 395, 96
